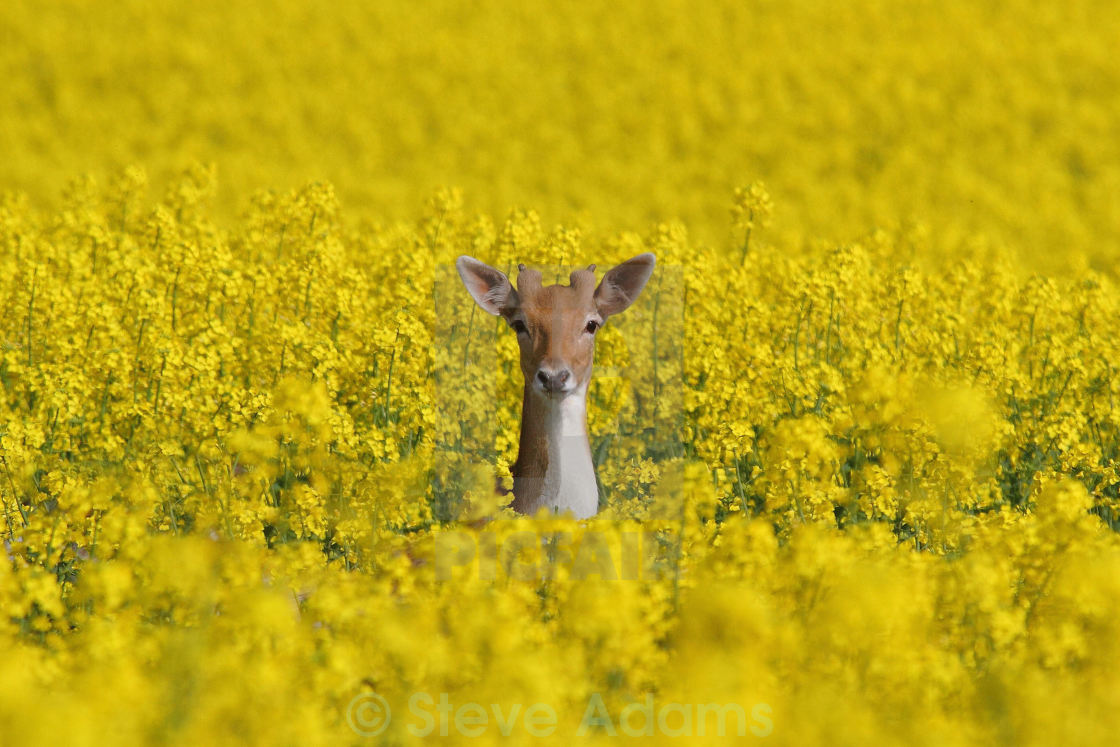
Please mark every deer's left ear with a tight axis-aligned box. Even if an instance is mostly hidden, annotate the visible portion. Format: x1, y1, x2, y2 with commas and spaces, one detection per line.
594, 253, 656, 317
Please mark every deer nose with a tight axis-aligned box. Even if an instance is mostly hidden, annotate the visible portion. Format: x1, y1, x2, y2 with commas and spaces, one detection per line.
536, 368, 571, 392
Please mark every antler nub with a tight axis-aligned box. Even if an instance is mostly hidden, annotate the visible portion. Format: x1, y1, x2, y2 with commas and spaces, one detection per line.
568, 267, 598, 295
516, 265, 543, 295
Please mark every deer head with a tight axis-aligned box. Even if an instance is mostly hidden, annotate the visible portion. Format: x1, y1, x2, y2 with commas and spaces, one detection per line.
455, 253, 656, 517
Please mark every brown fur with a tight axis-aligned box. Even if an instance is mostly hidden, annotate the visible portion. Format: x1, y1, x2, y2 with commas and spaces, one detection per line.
502, 273, 599, 392
456, 254, 655, 516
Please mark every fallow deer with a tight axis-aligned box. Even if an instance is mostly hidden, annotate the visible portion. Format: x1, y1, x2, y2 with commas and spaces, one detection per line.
455, 253, 656, 519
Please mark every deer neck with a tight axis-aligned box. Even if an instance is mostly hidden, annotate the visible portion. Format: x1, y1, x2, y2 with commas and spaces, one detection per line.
511, 385, 599, 519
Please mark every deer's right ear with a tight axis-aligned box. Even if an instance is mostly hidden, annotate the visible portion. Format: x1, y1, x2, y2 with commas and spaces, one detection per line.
456, 256, 514, 316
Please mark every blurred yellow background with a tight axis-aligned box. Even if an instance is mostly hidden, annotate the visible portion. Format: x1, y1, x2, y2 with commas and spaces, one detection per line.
3, 0, 1118, 265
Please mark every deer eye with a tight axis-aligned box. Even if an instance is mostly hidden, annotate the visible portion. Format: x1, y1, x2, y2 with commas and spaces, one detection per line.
511, 320, 528, 336
585, 320, 600, 334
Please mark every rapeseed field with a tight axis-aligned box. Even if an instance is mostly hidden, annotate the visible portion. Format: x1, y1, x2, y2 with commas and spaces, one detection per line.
2, 1, 1119, 744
